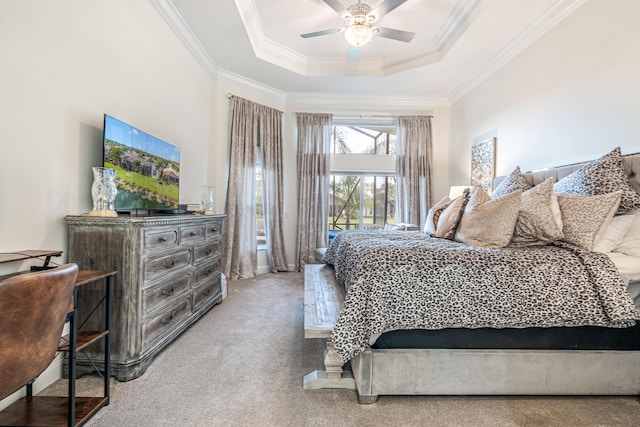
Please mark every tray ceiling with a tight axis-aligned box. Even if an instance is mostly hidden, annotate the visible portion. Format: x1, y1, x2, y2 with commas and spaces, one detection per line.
155, 0, 586, 100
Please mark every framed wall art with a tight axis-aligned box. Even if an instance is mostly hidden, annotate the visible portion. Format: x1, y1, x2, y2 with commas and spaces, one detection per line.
471, 135, 496, 191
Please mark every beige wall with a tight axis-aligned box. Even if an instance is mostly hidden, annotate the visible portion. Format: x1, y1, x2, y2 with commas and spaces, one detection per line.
0, 0, 212, 277
0, 0, 213, 407
449, 0, 640, 186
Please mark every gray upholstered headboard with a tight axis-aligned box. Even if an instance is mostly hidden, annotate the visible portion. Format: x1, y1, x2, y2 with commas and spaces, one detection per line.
494, 152, 640, 192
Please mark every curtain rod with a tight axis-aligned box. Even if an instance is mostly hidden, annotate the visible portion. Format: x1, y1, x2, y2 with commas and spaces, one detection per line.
292, 113, 434, 118
228, 95, 434, 117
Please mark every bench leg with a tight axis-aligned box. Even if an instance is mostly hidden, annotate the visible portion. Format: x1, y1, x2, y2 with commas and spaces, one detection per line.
303, 338, 355, 390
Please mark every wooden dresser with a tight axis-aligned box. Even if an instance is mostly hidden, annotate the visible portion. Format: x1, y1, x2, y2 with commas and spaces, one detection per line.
64, 214, 225, 381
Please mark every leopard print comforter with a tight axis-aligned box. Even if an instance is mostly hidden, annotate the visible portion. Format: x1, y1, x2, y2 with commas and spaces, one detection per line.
323, 230, 640, 363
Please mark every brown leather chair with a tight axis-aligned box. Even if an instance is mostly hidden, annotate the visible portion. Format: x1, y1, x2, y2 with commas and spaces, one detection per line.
0, 263, 78, 401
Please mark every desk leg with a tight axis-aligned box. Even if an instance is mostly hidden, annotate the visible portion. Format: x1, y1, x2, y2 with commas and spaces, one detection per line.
68, 287, 77, 427
104, 276, 112, 403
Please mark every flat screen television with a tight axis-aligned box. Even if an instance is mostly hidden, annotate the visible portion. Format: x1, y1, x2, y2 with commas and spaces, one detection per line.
102, 114, 180, 213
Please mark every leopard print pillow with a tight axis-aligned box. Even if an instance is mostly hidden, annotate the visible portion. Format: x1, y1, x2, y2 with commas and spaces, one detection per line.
554, 147, 640, 214
557, 191, 621, 250
492, 166, 533, 198
510, 178, 564, 247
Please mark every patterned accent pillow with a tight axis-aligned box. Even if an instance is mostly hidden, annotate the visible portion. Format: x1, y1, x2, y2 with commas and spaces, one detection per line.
492, 166, 533, 198
431, 192, 469, 239
424, 195, 451, 234
556, 192, 621, 250
553, 147, 640, 214
455, 185, 522, 248
511, 178, 564, 247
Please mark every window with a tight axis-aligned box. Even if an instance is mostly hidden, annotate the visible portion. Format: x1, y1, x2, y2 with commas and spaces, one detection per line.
329, 121, 397, 232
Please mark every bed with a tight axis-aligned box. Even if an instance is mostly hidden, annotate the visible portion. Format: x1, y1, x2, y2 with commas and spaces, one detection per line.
306, 148, 640, 403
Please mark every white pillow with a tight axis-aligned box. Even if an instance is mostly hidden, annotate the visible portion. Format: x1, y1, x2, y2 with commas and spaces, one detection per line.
593, 214, 635, 253
613, 210, 640, 257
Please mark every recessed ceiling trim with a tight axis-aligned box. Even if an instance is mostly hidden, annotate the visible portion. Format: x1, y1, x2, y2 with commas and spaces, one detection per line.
305, 57, 385, 76
149, 0, 218, 78
234, 0, 482, 77
233, 0, 308, 75
448, 0, 588, 103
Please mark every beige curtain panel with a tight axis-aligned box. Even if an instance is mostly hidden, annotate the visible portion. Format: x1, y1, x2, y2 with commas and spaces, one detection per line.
295, 113, 333, 270
222, 96, 288, 279
396, 115, 433, 229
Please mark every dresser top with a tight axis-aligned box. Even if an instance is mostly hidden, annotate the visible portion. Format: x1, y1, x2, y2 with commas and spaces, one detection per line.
64, 214, 225, 227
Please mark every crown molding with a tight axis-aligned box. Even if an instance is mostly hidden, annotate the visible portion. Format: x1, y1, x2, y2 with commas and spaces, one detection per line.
217, 69, 287, 104
286, 92, 448, 109
149, 0, 218, 78
448, 0, 588, 103
435, 0, 482, 53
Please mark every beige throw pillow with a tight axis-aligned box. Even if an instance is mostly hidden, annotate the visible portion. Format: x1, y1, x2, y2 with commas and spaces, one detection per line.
510, 178, 564, 246
556, 192, 621, 250
455, 185, 522, 248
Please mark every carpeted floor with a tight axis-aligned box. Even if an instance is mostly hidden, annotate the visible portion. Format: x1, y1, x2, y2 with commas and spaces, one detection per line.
43, 272, 640, 426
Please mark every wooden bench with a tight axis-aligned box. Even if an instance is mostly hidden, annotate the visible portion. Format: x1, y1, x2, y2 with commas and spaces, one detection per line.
303, 263, 355, 390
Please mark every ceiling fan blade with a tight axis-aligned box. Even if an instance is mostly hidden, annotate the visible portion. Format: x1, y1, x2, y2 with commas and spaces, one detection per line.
369, 0, 408, 19
374, 26, 415, 43
300, 28, 345, 38
322, 0, 351, 18
348, 46, 360, 60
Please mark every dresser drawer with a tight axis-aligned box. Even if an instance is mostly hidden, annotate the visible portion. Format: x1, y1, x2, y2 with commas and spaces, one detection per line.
144, 249, 191, 283
180, 225, 205, 245
193, 259, 219, 285
144, 228, 178, 252
193, 277, 221, 311
142, 296, 191, 350
193, 240, 220, 264
142, 272, 191, 314
205, 221, 223, 239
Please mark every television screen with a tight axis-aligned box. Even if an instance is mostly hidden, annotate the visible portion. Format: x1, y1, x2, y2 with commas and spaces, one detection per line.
103, 114, 180, 211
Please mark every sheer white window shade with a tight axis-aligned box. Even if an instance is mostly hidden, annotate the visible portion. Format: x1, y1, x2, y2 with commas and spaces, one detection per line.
330, 154, 396, 175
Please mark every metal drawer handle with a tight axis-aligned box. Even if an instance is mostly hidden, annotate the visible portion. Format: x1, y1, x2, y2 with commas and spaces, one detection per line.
190, 231, 197, 236
162, 310, 177, 325
159, 236, 168, 242
162, 287, 175, 296
204, 248, 212, 255
204, 269, 213, 276
203, 288, 211, 296
163, 260, 176, 269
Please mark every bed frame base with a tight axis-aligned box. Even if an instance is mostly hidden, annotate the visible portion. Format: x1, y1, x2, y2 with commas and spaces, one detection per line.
303, 264, 640, 403
351, 348, 640, 403
303, 338, 356, 390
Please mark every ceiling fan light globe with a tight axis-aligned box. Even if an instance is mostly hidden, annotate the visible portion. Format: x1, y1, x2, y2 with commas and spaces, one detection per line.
345, 24, 373, 47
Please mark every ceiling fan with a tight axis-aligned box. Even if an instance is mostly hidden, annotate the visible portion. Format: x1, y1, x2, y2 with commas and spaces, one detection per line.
300, 0, 415, 56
